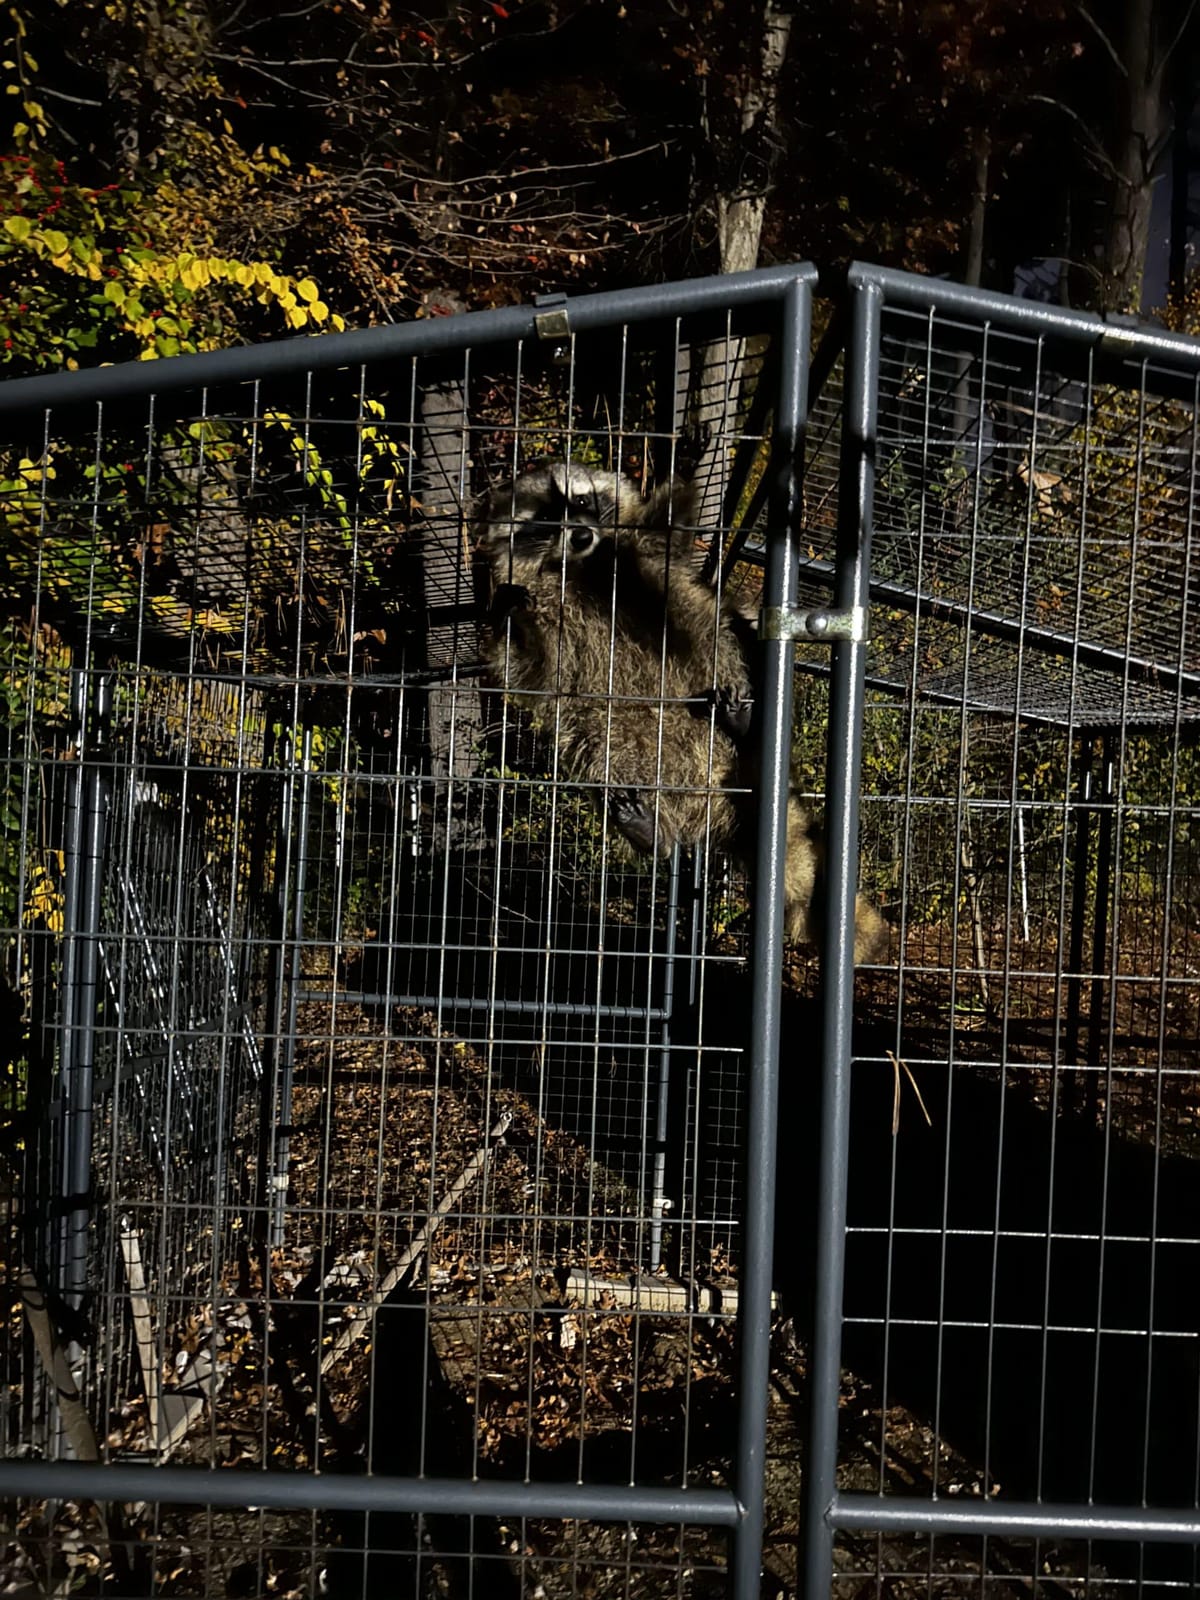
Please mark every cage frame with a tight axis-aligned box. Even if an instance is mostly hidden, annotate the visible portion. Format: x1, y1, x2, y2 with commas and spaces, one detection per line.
803, 262, 1200, 1596
0, 263, 818, 1600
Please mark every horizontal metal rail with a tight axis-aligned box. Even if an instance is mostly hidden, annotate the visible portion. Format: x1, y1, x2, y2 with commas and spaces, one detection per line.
306, 987, 674, 1022
849, 262, 1200, 373
0, 1460, 742, 1525
0, 264, 817, 414
830, 1491, 1200, 1546
789, 551, 1200, 705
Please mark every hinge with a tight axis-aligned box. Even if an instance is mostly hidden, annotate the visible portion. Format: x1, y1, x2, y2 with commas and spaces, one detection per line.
534, 293, 571, 354
759, 604, 869, 643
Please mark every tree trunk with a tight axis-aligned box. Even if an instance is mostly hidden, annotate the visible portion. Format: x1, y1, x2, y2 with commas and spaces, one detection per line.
412, 364, 482, 788
964, 128, 990, 288
690, 0, 792, 533
1169, 69, 1196, 299
1102, 0, 1168, 311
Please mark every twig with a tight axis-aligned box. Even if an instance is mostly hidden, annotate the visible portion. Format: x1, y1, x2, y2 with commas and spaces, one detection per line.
888, 1050, 933, 1136
320, 1110, 512, 1375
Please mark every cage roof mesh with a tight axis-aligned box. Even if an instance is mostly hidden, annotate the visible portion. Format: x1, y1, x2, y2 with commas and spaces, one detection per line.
784, 302, 1200, 729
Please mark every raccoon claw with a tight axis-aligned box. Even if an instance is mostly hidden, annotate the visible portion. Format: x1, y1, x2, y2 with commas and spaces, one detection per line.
707, 685, 754, 742
490, 582, 535, 626
608, 788, 671, 857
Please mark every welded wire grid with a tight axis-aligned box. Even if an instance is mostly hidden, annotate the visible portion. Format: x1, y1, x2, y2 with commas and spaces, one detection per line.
0, 295, 811, 1598
807, 292, 1200, 1594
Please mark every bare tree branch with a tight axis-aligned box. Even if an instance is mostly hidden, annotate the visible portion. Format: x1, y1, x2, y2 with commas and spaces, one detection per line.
1075, 2, 1129, 76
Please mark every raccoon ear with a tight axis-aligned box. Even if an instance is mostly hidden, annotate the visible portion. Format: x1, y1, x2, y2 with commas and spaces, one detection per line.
639, 477, 699, 530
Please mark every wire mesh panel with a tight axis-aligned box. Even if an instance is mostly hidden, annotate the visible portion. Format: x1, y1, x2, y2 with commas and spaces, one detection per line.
802, 267, 1200, 1597
0, 268, 815, 1599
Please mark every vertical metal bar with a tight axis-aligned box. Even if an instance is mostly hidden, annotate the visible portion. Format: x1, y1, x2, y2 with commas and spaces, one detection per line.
730, 276, 811, 1600
257, 723, 296, 1242
801, 276, 882, 1600
59, 667, 109, 1377
56, 671, 86, 1309
270, 725, 312, 1247
648, 842, 682, 1272
1016, 806, 1030, 944
1087, 731, 1116, 1078
1064, 734, 1094, 1069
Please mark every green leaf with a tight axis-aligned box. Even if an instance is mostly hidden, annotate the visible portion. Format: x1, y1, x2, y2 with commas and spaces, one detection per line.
3, 215, 31, 242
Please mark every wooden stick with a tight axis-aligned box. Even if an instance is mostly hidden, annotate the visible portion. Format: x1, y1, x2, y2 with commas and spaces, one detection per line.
320, 1111, 512, 1376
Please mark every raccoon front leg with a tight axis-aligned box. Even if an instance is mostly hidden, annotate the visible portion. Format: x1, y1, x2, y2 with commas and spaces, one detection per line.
608, 788, 676, 858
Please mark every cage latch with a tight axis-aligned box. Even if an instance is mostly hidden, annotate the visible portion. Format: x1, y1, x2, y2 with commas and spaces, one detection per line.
760, 604, 869, 643
534, 293, 572, 361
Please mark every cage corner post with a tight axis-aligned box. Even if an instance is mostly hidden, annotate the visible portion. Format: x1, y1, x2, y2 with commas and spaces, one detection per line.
57, 659, 111, 1407
728, 269, 814, 1600
800, 267, 882, 1600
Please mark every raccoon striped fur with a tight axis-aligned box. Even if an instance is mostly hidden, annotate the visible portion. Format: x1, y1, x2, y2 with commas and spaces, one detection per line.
477, 461, 887, 962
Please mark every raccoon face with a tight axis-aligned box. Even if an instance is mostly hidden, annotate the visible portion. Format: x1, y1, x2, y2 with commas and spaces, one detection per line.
480, 463, 629, 572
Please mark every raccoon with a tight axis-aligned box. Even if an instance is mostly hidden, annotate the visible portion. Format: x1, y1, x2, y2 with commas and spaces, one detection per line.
477, 461, 887, 962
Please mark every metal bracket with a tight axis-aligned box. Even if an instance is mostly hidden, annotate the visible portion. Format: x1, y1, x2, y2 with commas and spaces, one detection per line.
1097, 312, 1141, 357
759, 604, 869, 643
534, 293, 571, 351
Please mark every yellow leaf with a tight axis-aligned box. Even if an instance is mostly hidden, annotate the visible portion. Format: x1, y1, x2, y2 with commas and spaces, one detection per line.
234, 263, 255, 287
285, 305, 307, 329
296, 277, 319, 303
41, 228, 68, 254
309, 300, 329, 323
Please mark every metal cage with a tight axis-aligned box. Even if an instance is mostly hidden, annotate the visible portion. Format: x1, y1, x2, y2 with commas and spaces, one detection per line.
0, 266, 815, 1599
3, 260, 1200, 1599
800, 266, 1200, 1597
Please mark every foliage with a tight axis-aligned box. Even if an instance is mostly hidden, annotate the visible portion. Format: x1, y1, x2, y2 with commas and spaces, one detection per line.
0, 0, 1114, 334
0, 151, 342, 369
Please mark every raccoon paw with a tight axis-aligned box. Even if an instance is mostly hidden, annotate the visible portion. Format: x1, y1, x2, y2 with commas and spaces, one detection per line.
490, 582, 535, 626
704, 684, 754, 742
608, 788, 673, 857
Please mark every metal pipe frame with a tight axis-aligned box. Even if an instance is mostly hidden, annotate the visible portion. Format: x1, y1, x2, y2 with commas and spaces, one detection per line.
729, 272, 815, 1600
847, 262, 1200, 377
647, 843, 683, 1273
798, 264, 1200, 1591
0, 1461, 740, 1525
3, 262, 819, 1582
59, 668, 109, 1341
269, 725, 313, 1248
801, 274, 883, 1600
0, 264, 818, 415
828, 1492, 1200, 1546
